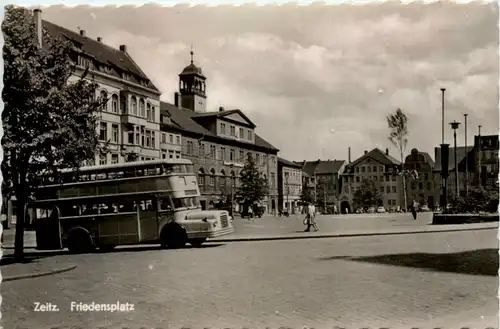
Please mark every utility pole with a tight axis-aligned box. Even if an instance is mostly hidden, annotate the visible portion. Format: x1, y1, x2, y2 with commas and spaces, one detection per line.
450, 121, 461, 196
285, 174, 289, 213
478, 125, 482, 186
441, 88, 446, 144
464, 114, 468, 196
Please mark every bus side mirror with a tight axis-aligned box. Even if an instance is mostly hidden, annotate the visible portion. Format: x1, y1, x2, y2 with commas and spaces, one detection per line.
202, 218, 207, 222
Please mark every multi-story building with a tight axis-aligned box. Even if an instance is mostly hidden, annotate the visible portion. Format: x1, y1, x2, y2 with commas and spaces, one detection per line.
160, 52, 279, 213
298, 159, 346, 213
36, 10, 162, 165
434, 134, 498, 202
277, 158, 302, 214
340, 148, 402, 212
404, 148, 436, 209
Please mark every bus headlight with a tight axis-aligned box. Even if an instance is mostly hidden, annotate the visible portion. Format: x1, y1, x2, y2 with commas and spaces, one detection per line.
212, 222, 217, 228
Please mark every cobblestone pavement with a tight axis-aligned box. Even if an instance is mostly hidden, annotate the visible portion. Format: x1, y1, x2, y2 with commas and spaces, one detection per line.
1, 230, 498, 329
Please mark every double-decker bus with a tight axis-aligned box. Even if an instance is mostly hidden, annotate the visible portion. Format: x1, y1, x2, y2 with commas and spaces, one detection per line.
29, 159, 234, 253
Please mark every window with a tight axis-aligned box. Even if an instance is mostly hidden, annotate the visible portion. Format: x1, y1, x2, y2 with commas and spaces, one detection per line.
392, 186, 396, 193
373, 176, 378, 181
230, 125, 236, 136
169, 134, 174, 144
175, 151, 181, 159
220, 170, 226, 186
111, 94, 118, 113
128, 130, 134, 144
230, 149, 235, 161
220, 123, 226, 134
210, 169, 216, 186
355, 167, 359, 173
256, 153, 260, 165
356, 176, 360, 182
380, 187, 384, 193
187, 141, 194, 155
99, 154, 107, 165
210, 145, 216, 159
247, 130, 253, 141
99, 122, 107, 141
151, 131, 155, 149
162, 133, 166, 143
361, 167, 365, 173
424, 173, 429, 180
239, 128, 244, 138
131, 96, 137, 115
386, 186, 390, 193
220, 147, 226, 161
176, 136, 180, 145
367, 166, 371, 173
270, 173, 275, 188
100, 90, 108, 111
152, 107, 156, 122
146, 103, 151, 121
140, 99, 145, 117
239, 150, 244, 161
162, 153, 167, 159
111, 154, 118, 164
141, 127, 145, 146
120, 96, 126, 114
379, 175, 384, 182
379, 166, 384, 172
373, 166, 377, 172
146, 130, 151, 148
111, 124, 118, 143
168, 150, 174, 159
391, 176, 396, 182
198, 168, 205, 186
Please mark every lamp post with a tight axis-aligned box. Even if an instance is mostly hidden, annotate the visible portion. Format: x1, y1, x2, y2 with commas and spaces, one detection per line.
439, 88, 449, 210
450, 121, 461, 196
464, 114, 468, 196
441, 88, 446, 144
285, 174, 289, 213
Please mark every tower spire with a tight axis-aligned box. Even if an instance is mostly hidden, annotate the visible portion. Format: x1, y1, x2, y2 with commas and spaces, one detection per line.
190, 44, 194, 64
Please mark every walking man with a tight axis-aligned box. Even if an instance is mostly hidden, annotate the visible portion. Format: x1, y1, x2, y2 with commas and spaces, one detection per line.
304, 202, 318, 232
411, 200, 418, 220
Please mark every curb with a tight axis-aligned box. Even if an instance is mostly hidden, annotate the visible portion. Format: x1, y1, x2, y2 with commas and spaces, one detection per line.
210, 226, 498, 243
2, 264, 77, 282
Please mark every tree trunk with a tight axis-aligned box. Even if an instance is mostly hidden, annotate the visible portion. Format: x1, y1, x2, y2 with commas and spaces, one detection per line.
13, 195, 27, 261
402, 175, 408, 212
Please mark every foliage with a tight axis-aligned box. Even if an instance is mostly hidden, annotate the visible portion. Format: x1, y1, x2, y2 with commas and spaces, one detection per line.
236, 153, 269, 206
2, 6, 105, 260
387, 108, 409, 210
300, 184, 314, 205
446, 186, 499, 214
353, 179, 382, 209
316, 176, 337, 205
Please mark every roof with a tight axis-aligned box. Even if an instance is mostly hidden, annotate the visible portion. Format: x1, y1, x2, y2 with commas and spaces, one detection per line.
42, 20, 159, 92
421, 152, 435, 167
434, 146, 474, 171
160, 102, 279, 152
179, 63, 205, 78
349, 148, 401, 168
278, 157, 302, 169
193, 109, 257, 128
299, 160, 346, 176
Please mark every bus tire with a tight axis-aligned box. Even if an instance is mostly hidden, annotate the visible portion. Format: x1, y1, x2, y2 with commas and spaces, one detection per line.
160, 223, 187, 249
67, 228, 94, 254
189, 238, 206, 248
100, 245, 116, 252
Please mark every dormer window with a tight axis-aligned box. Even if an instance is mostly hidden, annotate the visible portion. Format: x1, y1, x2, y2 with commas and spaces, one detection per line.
247, 129, 253, 141
163, 116, 171, 124
220, 123, 226, 135
230, 125, 236, 137
78, 56, 91, 69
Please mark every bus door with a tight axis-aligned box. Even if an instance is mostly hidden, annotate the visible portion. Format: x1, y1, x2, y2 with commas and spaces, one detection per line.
137, 197, 159, 243
33, 204, 63, 250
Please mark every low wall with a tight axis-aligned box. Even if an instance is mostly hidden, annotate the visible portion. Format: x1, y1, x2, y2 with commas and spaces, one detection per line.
432, 213, 499, 225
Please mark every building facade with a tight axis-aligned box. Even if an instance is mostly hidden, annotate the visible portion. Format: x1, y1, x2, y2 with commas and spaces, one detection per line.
278, 158, 302, 214
298, 159, 346, 214
340, 148, 403, 212
160, 54, 279, 213
404, 148, 437, 209
38, 11, 162, 165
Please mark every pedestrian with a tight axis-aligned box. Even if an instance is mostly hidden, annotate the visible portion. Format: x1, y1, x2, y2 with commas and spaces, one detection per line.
309, 203, 318, 231
411, 200, 418, 220
304, 202, 318, 232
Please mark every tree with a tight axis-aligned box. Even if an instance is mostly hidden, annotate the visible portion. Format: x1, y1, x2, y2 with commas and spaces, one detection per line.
300, 184, 314, 205
236, 153, 269, 207
387, 108, 409, 211
353, 179, 382, 210
2, 6, 105, 261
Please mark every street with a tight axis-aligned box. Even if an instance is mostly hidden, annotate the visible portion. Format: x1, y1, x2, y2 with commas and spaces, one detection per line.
2, 229, 498, 329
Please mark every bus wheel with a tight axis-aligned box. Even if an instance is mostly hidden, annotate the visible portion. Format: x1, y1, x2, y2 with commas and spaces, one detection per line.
160, 224, 187, 249
189, 238, 206, 248
67, 229, 94, 254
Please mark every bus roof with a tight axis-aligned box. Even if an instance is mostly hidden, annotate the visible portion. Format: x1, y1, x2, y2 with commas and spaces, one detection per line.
57, 158, 194, 174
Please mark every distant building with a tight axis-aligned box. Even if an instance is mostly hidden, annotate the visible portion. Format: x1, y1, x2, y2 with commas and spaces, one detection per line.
278, 158, 303, 214
434, 134, 498, 202
297, 159, 346, 213
404, 149, 436, 208
159, 52, 279, 213
340, 148, 402, 212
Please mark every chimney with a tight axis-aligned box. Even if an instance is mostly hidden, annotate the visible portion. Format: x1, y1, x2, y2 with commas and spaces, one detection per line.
385, 148, 389, 156
348, 147, 351, 163
219, 106, 224, 112
174, 92, 180, 107
364, 150, 368, 155
33, 9, 42, 48
119, 44, 127, 52
97, 37, 102, 42
79, 29, 86, 36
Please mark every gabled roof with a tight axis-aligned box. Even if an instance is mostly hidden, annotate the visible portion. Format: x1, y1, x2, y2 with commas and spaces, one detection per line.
434, 146, 474, 171
299, 160, 346, 176
42, 20, 160, 92
421, 152, 435, 167
278, 157, 302, 169
349, 148, 401, 168
160, 102, 278, 152
193, 109, 256, 128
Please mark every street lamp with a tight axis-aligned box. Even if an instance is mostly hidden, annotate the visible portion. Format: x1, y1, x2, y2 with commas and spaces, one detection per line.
450, 120, 461, 196
439, 88, 449, 209
464, 114, 468, 196
285, 174, 289, 213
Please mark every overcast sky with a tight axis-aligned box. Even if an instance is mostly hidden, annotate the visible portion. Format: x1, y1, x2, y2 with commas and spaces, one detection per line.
41, 4, 499, 162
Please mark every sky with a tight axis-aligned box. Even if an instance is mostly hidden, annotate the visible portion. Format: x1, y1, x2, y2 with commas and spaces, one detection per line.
40, 3, 499, 162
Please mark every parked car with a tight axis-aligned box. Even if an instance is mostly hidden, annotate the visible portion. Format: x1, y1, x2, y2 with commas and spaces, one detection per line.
366, 207, 376, 213
376, 206, 386, 213
419, 205, 430, 212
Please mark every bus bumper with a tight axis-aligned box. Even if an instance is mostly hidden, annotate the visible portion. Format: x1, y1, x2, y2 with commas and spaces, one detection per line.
188, 226, 234, 239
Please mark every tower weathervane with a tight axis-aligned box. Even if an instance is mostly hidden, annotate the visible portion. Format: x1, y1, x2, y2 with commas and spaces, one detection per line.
190, 44, 194, 64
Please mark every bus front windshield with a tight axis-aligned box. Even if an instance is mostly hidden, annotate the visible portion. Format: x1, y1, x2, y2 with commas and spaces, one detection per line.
172, 197, 200, 209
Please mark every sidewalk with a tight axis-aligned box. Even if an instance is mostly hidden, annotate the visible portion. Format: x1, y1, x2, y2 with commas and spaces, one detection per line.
0, 249, 77, 282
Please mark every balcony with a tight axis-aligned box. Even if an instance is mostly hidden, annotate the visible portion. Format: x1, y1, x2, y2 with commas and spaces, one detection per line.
160, 142, 182, 152
120, 144, 142, 155
223, 161, 244, 168
121, 114, 146, 126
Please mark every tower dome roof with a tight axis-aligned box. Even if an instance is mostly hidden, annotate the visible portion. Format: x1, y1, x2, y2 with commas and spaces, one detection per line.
180, 63, 204, 76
